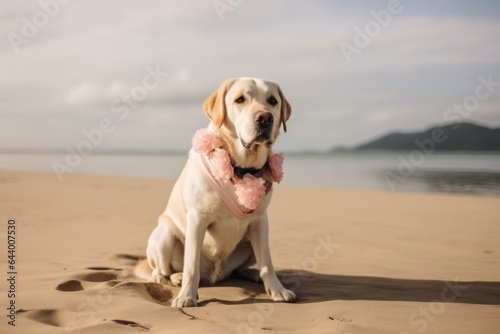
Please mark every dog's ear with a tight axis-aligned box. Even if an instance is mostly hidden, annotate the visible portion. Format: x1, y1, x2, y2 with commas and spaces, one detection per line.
203, 80, 232, 128
277, 86, 291, 132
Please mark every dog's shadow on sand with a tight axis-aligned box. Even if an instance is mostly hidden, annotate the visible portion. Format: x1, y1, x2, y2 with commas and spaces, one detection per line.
102, 255, 500, 306
200, 269, 500, 306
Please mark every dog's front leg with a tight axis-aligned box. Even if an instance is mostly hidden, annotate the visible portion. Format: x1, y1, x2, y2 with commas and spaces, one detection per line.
248, 214, 296, 302
171, 211, 206, 308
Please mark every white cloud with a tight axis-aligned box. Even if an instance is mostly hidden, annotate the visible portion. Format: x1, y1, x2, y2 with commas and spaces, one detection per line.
66, 83, 101, 105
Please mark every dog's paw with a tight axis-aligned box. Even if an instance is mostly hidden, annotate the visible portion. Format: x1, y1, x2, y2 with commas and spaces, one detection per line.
270, 288, 296, 303
171, 295, 197, 308
169, 273, 183, 287
149, 274, 168, 285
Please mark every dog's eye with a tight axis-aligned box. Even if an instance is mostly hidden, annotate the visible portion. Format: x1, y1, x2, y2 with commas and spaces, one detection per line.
268, 96, 278, 106
235, 96, 245, 103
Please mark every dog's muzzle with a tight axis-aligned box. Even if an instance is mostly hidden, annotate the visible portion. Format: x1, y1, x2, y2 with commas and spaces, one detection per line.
240, 111, 274, 149
254, 111, 274, 143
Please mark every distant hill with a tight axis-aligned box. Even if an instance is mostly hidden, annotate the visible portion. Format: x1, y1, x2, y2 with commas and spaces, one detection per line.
347, 122, 500, 151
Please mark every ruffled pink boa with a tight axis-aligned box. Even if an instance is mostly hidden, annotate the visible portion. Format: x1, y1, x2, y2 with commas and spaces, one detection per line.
192, 128, 283, 211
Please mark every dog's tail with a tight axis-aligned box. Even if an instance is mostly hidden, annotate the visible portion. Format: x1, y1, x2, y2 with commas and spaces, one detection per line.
133, 259, 153, 280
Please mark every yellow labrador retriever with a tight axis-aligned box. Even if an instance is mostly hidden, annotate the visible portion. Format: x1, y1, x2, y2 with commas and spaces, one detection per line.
139, 78, 295, 307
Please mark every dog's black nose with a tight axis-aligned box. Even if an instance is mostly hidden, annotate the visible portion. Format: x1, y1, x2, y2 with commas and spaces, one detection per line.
254, 112, 273, 128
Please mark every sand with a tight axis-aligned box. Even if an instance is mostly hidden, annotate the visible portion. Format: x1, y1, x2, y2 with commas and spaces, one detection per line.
1, 170, 499, 334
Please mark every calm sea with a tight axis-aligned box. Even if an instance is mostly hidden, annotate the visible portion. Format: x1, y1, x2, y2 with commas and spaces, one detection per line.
1, 152, 500, 196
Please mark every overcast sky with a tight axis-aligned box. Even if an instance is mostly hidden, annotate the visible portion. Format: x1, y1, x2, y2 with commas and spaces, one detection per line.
1, 0, 500, 152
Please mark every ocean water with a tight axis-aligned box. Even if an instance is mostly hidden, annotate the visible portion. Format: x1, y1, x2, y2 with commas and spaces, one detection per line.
1, 152, 500, 196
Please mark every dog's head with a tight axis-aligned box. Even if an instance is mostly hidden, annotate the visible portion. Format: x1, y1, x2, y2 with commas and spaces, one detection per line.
203, 78, 291, 168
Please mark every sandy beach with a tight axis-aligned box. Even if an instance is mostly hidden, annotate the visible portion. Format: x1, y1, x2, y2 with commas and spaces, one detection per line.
1, 170, 500, 334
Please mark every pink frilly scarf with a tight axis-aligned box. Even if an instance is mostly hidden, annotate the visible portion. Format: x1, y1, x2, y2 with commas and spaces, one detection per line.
192, 128, 284, 218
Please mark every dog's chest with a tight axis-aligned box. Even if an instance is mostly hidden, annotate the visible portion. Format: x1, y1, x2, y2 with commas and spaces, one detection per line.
202, 215, 250, 260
